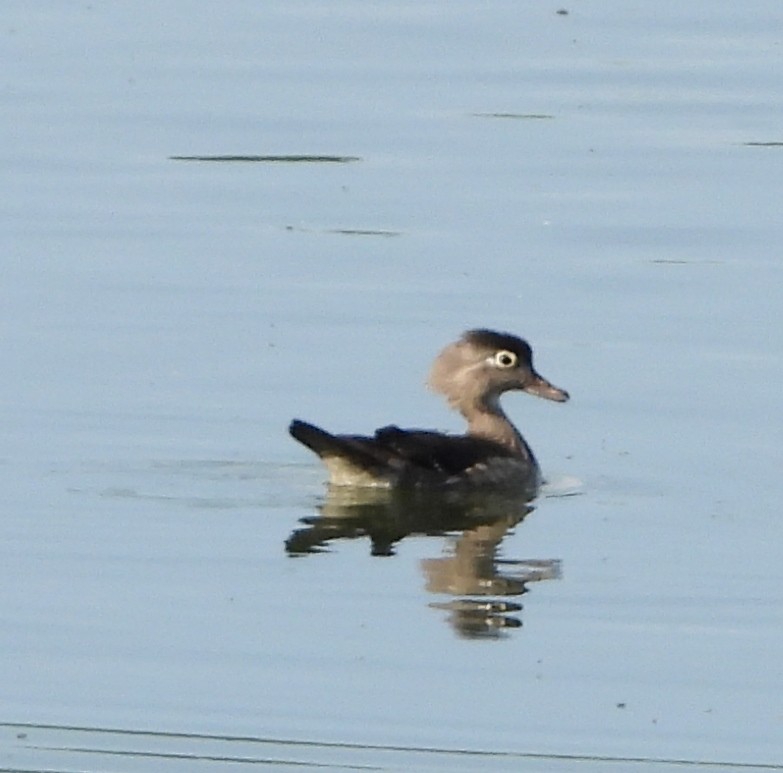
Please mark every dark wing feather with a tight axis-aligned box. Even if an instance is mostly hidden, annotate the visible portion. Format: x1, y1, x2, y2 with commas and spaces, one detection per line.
291, 420, 515, 483
373, 425, 513, 476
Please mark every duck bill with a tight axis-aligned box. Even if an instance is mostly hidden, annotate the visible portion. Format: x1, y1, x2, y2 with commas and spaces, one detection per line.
523, 372, 570, 403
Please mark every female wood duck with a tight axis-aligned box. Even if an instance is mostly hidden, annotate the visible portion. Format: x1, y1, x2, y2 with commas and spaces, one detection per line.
289, 329, 569, 491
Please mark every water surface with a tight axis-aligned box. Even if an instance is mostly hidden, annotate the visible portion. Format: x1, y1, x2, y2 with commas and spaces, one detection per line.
3, 1, 783, 769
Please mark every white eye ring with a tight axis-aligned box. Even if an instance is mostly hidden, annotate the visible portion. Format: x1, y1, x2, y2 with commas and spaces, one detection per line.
493, 350, 518, 369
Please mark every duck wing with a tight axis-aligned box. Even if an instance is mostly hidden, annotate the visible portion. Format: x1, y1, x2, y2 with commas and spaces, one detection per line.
290, 420, 515, 486
373, 425, 514, 476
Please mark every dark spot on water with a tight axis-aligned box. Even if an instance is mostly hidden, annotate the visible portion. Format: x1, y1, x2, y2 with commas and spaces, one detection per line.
284, 225, 402, 237
326, 229, 401, 238
649, 258, 722, 265
472, 112, 555, 120
169, 154, 361, 163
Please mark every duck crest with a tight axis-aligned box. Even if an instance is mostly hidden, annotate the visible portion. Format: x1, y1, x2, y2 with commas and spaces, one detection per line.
463, 329, 534, 361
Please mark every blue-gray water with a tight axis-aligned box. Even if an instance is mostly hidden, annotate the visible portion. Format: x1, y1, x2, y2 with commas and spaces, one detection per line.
3, 2, 783, 770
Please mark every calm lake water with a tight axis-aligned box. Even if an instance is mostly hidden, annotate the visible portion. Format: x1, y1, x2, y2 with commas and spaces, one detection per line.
3, 1, 783, 770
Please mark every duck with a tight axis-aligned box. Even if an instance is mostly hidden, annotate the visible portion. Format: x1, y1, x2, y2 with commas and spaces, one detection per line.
289, 329, 569, 491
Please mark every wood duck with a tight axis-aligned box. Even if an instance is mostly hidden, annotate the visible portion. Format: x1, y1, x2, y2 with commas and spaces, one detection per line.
289, 329, 569, 491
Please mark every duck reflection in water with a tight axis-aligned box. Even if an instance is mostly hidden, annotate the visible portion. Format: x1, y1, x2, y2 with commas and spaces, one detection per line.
285, 488, 561, 638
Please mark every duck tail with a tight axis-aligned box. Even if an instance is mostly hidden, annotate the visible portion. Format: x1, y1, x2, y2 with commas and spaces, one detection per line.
288, 420, 386, 474
289, 420, 339, 456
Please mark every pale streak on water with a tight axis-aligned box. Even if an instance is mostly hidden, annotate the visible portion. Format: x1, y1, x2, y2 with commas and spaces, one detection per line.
2, 1, 783, 770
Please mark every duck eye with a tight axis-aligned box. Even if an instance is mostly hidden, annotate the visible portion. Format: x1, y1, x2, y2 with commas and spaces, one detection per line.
494, 350, 517, 369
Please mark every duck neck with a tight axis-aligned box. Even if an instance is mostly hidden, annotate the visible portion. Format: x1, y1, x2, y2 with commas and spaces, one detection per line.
461, 396, 536, 463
